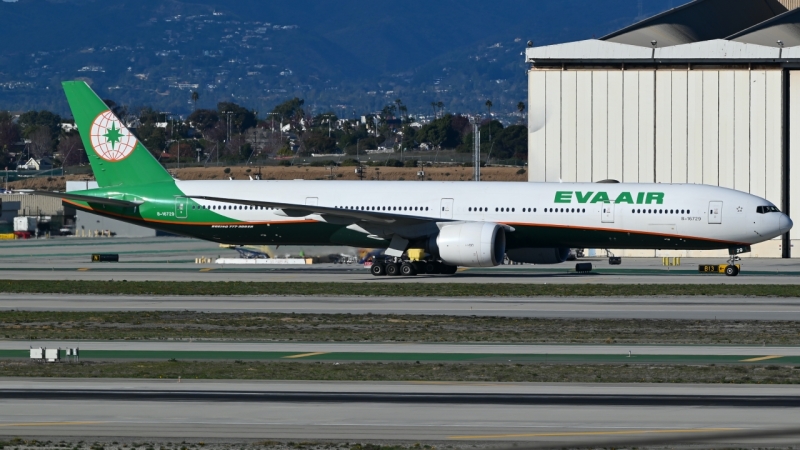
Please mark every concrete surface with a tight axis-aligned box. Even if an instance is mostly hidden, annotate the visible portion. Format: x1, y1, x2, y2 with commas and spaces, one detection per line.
3, 293, 800, 320
0, 380, 799, 444
1, 237, 799, 283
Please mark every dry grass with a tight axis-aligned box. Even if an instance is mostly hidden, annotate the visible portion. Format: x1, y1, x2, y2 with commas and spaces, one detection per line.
9, 167, 526, 190
2, 360, 800, 384
3, 311, 800, 345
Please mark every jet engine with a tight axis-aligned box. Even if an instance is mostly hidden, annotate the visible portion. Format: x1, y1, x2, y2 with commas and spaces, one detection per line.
429, 222, 506, 267
506, 247, 571, 264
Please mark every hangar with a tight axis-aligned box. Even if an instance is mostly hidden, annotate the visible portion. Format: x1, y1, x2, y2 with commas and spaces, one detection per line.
526, 0, 800, 258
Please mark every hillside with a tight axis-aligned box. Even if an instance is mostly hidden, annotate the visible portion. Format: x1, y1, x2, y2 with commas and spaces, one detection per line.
0, 0, 685, 116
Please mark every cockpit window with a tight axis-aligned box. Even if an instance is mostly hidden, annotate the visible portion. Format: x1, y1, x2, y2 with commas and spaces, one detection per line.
756, 206, 781, 214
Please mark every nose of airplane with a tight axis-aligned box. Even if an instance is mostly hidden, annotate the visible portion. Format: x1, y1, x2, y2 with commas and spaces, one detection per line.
780, 214, 793, 233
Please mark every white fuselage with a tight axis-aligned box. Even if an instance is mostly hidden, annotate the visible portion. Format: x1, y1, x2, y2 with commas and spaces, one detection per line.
174, 180, 792, 250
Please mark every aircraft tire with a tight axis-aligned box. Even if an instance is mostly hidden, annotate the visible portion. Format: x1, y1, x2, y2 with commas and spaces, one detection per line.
400, 262, 417, 276
439, 264, 458, 275
725, 265, 739, 277
386, 263, 401, 276
424, 261, 440, 274
370, 263, 387, 276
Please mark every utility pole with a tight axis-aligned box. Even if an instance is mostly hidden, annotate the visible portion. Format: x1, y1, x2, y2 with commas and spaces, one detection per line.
471, 117, 481, 181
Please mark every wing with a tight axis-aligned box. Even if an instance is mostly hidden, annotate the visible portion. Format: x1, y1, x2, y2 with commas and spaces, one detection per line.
32, 191, 143, 208
186, 195, 438, 226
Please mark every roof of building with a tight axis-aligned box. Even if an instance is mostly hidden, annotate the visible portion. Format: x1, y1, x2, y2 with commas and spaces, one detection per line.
602, 0, 788, 48
525, 39, 781, 63
527, 0, 800, 64
728, 7, 800, 47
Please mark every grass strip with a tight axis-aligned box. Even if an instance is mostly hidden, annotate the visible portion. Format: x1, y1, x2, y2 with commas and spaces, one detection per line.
3, 311, 800, 344
2, 360, 800, 384
1, 280, 800, 297
0, 440, 418, 450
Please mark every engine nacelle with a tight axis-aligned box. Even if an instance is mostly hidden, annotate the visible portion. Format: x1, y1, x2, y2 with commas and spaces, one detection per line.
506, 247, 571, 264
430, 222, 506, 267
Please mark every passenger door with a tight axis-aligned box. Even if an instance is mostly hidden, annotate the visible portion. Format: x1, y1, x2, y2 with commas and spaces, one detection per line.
709, 201, 722, 224
175, 197, 188, 219
440, 198, 454, 219
601, 202, 614, 223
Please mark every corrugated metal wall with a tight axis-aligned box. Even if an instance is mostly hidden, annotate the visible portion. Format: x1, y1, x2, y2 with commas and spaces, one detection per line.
528, 67, 784, 248
0, 194, 64, 216
529, 68, 782, 198
778, 0, 800, 10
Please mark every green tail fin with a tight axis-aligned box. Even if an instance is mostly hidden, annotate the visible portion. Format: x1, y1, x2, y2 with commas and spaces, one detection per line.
62, 81, 174, 188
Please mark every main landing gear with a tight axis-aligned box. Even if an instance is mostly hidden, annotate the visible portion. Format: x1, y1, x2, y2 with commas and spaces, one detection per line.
370, 258, 458, 276
606, 250, 622, 265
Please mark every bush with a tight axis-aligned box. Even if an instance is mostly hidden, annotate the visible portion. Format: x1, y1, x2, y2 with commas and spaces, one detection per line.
340, 159, 360, 166
385, 159, 403, 167
308, 159, 338, 167
516, 168, 526, 175
404, 159, 418, 167
223, 167, 231, 174
278, 160, 292, 167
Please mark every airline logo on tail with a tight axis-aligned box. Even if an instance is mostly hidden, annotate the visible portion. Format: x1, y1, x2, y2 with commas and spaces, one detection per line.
89, 111, 137, 162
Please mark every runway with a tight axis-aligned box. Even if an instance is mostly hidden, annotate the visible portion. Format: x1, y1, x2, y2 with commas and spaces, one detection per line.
1, 380, 799, 444
3, 341, 800, 357
4, 293, 800, 320
3, 264, 800, 283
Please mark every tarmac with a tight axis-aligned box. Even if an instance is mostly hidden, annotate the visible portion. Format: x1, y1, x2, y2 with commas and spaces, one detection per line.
1, 237, 800, 283
3, 293, 800, 320
1, 380, 799, 444
4, 341, 799, 364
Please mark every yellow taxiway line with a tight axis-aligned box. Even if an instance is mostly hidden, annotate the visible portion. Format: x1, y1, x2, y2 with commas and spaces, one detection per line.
77, 268, 90, 271
449, 427, 739, 440
741, 355, 783, 362
283, 352, 327, 359
199, 268, 214, 272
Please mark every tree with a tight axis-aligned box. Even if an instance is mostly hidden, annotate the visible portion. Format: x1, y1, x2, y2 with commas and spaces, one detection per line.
493, 125, 527, 160
485, 100, 493, 115
217, 102, 257, 134
417, 114, 461, 149
18, 110, 62, 140
272, 97, 305, 122
301, 131, 338, 155
517, 101, 525, 114
0, 117, 20, 149
187, 109, 219, 138
27, 126, 53, 159
430, 102, 437, 119
191, 91, 200, 111
58, 133, 85, 168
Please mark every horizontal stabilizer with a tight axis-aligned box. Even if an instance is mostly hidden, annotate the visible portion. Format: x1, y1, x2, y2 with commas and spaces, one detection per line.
32, 191, 143, 208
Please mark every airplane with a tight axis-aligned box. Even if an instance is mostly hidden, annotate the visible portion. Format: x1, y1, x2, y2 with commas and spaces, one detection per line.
36, 81, 793, 277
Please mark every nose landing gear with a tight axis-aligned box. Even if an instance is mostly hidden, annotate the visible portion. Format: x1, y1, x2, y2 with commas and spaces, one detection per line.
724, 254, 741, 277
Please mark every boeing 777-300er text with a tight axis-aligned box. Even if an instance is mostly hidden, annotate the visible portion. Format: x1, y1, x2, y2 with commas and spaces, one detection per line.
37, 81, 793, 276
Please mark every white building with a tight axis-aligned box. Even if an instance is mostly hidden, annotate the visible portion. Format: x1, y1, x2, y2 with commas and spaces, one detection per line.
527, 0, 800, 258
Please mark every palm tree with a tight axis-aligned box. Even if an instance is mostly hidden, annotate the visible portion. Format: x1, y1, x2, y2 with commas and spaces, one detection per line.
430, 102, 437, 119
436, 101, 444, 117
191, 91, 200, 111
517, 101, 526, 124
485, 100, 493, 116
